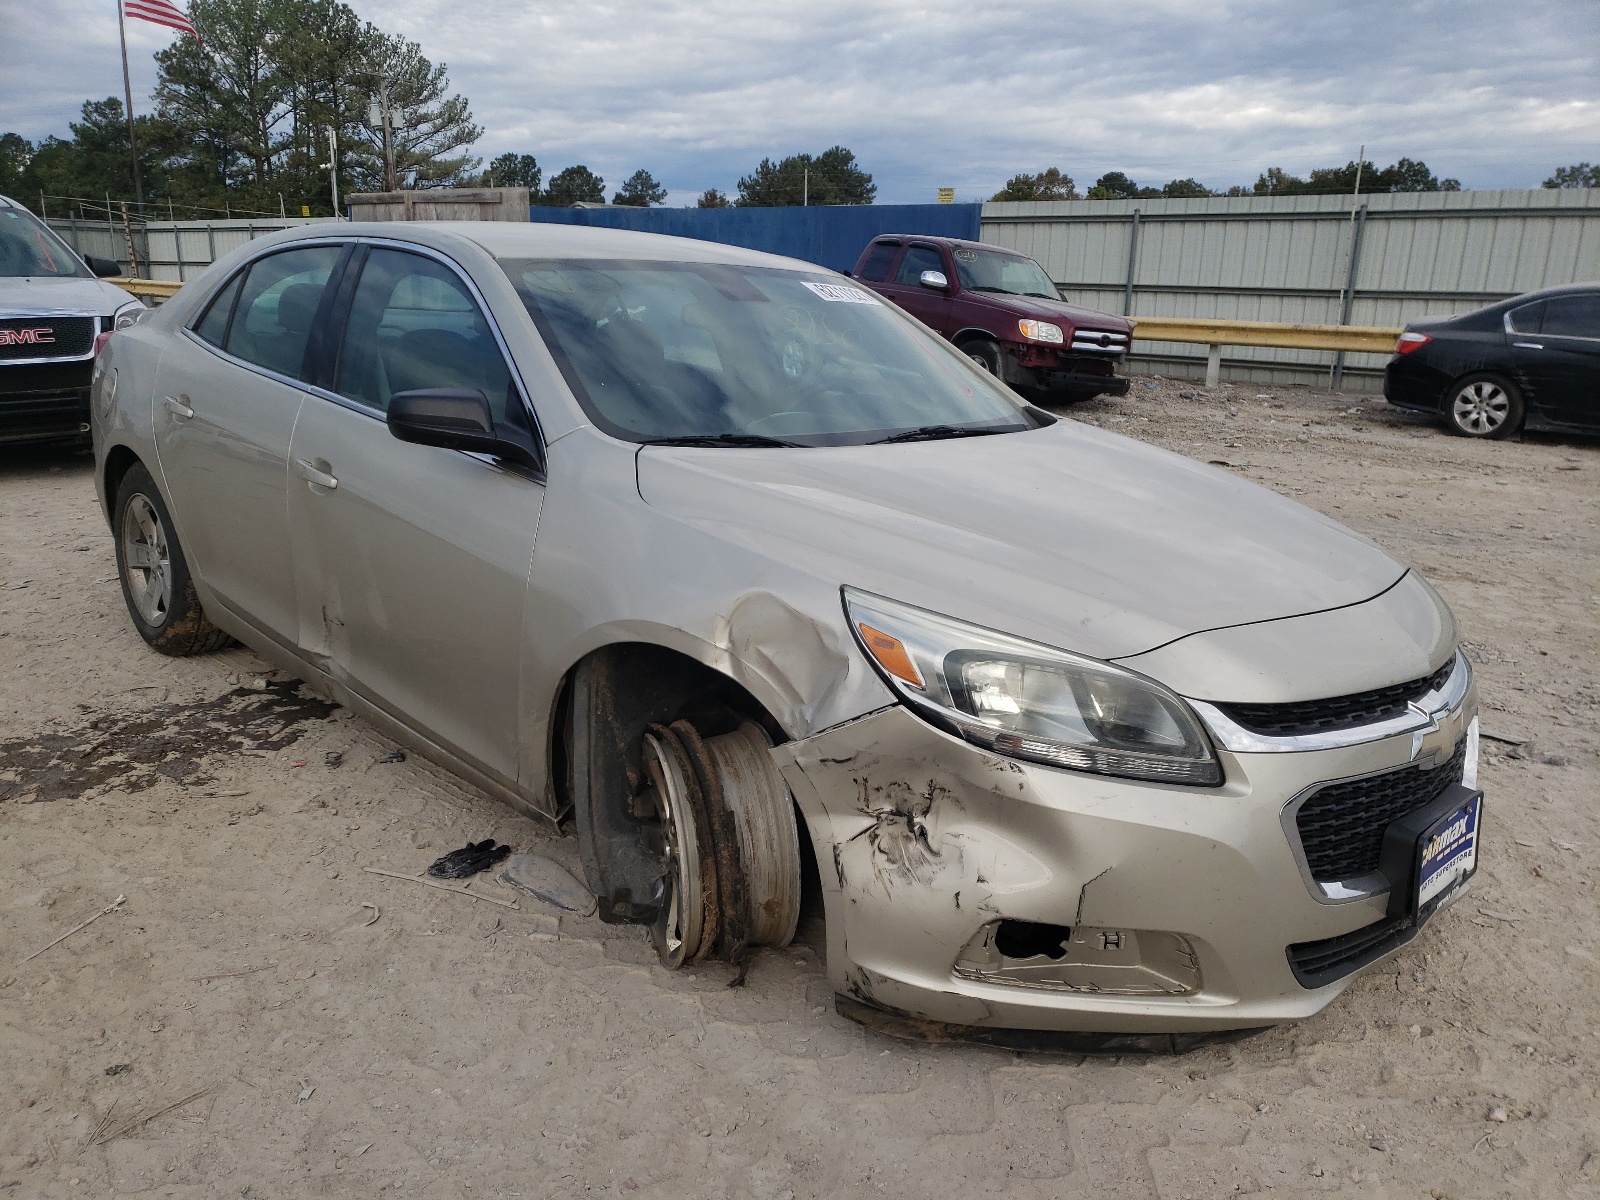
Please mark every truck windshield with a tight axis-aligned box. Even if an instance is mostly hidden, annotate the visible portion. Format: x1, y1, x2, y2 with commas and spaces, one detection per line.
950, 247, 1057, 299
500, 258, 1037, 446
0, 203, 90, 279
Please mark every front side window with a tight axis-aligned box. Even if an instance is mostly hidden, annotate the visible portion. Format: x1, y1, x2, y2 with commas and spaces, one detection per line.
0, 203, 88, 279
894, 245, 945, 285
1540, 294, 1600, 339
223, 245, 342, 379
857, 241, 899, 282
500, 258, 1037, 445
193, 272, 244, 348
951, 246, 1058, 299
334, 248, 515, 417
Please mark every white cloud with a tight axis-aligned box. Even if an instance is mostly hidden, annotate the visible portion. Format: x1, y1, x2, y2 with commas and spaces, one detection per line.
3, 0, 1595, 203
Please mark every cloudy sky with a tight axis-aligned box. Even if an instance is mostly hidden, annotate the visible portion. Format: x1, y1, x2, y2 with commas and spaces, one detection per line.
3, 0, 1595, 205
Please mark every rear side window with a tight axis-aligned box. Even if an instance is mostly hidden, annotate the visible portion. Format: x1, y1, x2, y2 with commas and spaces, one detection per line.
1540, 294, 1600, 339
1506, 302, 1545, 334
223, 246, 342, 380
858, 241, 899, 282
192, 272, 243, 347
895, 245, 945, 285
334, 248, 514, 417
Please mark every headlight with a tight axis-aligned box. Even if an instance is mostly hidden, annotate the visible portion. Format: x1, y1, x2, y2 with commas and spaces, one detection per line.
844, 588, 1221, 786
1017, 319, 1063, 344
113, 303, 143, 330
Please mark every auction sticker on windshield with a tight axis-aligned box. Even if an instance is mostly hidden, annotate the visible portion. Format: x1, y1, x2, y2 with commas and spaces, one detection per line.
802, 281, 878, 304
1417, 794, 1482, 908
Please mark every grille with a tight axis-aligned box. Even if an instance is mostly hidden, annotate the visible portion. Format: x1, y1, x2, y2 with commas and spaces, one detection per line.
1217, 659, 1454, 737
1294, 737, 1467, 883
1070, 329, 1129, 355
1287, 912, 1418, 988
0, 316, 95, 361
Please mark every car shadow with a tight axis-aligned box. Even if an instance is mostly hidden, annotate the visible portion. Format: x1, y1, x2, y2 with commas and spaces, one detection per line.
0, 440, 95, 480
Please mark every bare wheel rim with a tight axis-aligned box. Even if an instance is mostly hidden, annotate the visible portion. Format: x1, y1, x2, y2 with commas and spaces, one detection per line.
968, 350, 995, 373
121, 493, 172, 625
643, 733, 703, 969
1452, 380, 1510, 434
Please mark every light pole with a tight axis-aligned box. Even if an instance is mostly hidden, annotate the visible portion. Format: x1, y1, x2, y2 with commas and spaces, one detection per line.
368, 83, 396, 191
324, 126, 341, 218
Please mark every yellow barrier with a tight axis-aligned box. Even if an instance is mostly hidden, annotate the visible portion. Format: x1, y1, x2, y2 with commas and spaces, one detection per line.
1128, 315, 1403, 387
110, 277, 184, 300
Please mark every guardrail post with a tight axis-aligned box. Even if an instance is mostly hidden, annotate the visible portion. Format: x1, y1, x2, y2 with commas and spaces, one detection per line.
1122, 209, 1141, 316
1205, 344, 1222, 389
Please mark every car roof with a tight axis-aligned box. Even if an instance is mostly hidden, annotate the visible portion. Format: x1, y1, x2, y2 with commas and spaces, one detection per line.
1498, 281, 1600, 304
301, 220, 831, 276
865, 234, 1032, 260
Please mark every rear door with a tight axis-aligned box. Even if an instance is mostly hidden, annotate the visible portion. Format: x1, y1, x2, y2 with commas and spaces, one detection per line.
152, 242, 348, 643
1508, 293, 1600, 429
284, 243, 543, 787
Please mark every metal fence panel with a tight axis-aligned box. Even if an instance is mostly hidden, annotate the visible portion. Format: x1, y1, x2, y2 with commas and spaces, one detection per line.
48, 217, 336, 282
982, 189, 1600, 390
526, 203, 983, 274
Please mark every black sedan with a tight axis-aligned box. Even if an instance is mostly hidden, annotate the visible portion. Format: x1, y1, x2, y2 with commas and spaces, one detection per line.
1384, 282, 1599, 439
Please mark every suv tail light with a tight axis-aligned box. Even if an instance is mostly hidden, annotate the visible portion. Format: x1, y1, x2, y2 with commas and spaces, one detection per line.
1395, 332, 1432, 354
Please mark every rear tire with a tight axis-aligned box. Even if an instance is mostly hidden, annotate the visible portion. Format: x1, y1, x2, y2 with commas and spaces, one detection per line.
1445, 374, 1523, 439
113, 462, 233, 656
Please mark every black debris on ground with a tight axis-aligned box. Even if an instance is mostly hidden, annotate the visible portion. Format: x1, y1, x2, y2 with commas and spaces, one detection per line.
427, 839, 513, 879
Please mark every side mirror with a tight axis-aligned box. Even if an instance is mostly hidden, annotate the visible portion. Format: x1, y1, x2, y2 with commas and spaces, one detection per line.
87, 255, 122, 278
387, 388, 540, 470
919, 269, 950, 291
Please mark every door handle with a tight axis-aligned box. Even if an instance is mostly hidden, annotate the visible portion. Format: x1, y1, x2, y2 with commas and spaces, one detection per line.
1512, 342, 1543, 350
163, 395, 194, 419
295, 458, 338, 490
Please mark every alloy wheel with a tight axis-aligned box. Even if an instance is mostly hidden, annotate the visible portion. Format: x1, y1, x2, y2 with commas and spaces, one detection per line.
642, 731, 704, 969
122, 493, 173, 625
1451, 380, 1511, 435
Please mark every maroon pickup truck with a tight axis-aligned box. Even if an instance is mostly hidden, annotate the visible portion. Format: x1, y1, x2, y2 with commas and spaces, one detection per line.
851, 235, 1132, 402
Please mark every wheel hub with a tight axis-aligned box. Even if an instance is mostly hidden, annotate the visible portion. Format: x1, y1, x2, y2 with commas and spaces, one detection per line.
1452, 381, 1509, 434
121, 493, 172, 625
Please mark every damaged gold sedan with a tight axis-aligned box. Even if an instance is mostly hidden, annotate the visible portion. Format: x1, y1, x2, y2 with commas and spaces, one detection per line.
92, 223, 1482, 1037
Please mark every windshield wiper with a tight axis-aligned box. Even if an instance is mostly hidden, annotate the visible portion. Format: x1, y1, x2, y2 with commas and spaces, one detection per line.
967, 286, 1015, 294
871, 424, 1014, 445
641, 433, 801, 448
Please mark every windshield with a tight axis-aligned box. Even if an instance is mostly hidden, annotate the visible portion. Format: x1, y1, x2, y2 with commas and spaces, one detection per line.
950, 246, 1057, 299
500, 259, 1037, 445
0, 203, 89, 279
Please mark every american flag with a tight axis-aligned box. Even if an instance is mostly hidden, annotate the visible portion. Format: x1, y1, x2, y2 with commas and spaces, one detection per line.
123, 0, 201, 44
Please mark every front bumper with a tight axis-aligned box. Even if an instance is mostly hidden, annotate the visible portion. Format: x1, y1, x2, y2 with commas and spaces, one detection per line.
1003, 346, 1130, 399
775, 683, 1476, 1034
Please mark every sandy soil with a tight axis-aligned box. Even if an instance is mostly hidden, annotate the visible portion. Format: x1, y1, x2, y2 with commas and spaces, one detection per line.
1, 380, 1596, 1199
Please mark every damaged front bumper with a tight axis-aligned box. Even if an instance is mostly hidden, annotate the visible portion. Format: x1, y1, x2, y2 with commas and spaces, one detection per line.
774, 695, 1475, 1034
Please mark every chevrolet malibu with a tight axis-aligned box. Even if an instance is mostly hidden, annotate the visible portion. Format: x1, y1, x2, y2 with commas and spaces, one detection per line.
92, 223, 1483, 1036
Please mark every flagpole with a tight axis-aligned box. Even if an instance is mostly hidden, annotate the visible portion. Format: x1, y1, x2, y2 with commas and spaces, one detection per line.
116, 0, 144, 212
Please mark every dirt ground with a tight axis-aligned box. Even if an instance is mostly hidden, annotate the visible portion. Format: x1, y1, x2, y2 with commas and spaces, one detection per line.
1, 378, 1596, 1199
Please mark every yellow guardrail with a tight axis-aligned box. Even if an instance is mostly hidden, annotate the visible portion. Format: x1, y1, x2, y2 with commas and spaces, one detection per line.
1128, 315, 1403, 387
111, 277, 184, 300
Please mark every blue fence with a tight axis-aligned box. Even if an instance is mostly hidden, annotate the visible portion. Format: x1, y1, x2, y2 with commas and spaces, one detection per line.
524, 203, 982, 274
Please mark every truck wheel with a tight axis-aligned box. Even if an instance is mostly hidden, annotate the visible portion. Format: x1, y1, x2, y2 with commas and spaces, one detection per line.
113, 463, 233, 656
963, 339, 1002, 376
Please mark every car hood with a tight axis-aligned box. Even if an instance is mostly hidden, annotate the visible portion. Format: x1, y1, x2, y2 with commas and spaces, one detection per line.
635, 420, 1407, 664
963, 288, 1132, 332
0, 274, 134, 317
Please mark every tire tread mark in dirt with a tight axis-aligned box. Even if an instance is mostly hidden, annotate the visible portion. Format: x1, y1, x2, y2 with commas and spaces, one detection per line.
0, 682, 337, 803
